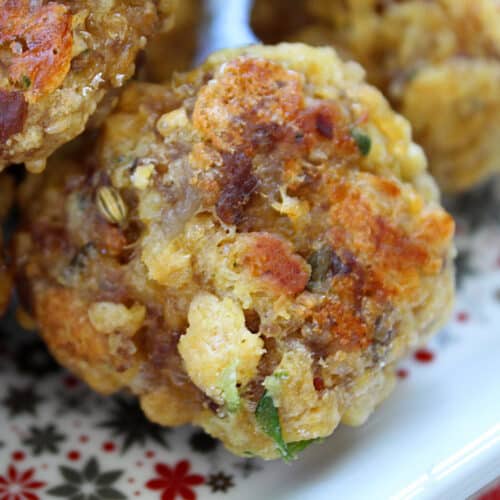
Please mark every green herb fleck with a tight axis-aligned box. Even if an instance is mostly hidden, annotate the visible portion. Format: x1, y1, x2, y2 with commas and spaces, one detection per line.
351, 129, 372, 156
255, 391, 289, 459
219, 362, 240, 413
21, 75, 31, 89
287, 438, 321, 456
255, 391, 320, 462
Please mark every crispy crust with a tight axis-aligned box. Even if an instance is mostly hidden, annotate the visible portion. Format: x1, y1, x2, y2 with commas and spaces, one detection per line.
0, 2, 73, 98
252, 0, 500, 192
0, 0, 174, 171
15, 44, 455, 459
193, 57, 305, 153
240, 234, 310, 296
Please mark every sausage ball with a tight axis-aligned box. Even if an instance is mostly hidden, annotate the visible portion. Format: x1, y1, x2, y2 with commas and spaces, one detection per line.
252, 0, 500, 192
15, 44, 455, 459
140, 0, 204, 83
0, 0, 175, 172
0, 175, 14, 315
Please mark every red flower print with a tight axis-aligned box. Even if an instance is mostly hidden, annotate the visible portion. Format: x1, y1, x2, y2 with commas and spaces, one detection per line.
478, 482, 500, 500
146, 460, 205, 500
0, 465, 46, 500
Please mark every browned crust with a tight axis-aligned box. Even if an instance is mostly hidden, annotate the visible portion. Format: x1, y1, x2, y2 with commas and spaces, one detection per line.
241, 233, 310, 295
216, 152, 257, 224
36, 288, 110, 366
0, 1, 73, 99
193, 57, 304, 154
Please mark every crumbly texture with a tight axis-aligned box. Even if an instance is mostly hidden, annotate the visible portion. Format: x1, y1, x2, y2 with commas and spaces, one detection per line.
0, 0, 175, 172
0, 175, 14, 315
15, 44, 455, 459
139, 0, 203, 83
252, 0, 500, 192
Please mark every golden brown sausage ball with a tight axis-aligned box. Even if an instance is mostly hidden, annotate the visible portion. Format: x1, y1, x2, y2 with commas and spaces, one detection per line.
0, 0, 175, 172
252, 0, 500, 192
0, 174, 14, 315
15, 44, 455, 459
140, 0, 204, 83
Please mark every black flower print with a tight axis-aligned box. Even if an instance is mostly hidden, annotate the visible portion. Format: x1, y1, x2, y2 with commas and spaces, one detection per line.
2, 385, 44, 416
99, 397, 170, 452
47, 457, 125, 500
15, 340, 61, 378
233, 459, 262, 478
23, 424, 66, 455
207, 471, 235, 493
189, 431, 218, 454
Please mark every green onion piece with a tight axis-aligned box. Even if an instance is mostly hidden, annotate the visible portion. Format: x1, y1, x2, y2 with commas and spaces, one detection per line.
255, 391, 290, 460
287, 438, 321, 456
351, 129, 372, 156
219, 362, 240, 413
255, 391, 321, 461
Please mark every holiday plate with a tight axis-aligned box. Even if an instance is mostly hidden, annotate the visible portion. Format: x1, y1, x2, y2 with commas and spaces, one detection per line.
1, 0, 500, 497
0, 179, 499, 500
